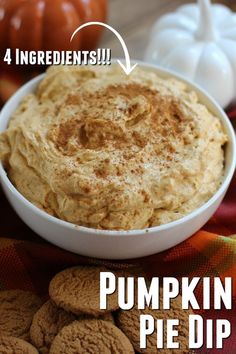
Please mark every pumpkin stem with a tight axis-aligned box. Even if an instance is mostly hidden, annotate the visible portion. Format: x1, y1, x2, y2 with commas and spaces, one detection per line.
196, 0, 217, 41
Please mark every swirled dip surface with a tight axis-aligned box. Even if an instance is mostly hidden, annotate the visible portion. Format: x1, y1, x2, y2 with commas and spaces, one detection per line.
0, 65, 227, 230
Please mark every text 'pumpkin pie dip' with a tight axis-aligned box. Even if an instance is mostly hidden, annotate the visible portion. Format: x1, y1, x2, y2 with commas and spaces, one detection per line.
0, 65, 227, 230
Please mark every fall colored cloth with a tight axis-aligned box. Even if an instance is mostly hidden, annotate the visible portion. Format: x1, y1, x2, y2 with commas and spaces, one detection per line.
0, 69, 236, 353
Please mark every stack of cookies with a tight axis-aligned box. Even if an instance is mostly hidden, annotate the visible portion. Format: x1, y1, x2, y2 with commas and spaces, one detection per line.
0, 265, 193, 354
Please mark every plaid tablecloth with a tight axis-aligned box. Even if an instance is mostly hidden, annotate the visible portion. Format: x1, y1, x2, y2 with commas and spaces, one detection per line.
0, 67, 236, 353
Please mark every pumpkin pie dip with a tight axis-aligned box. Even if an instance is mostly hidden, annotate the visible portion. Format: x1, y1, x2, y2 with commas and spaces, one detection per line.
0, 65, 227, 230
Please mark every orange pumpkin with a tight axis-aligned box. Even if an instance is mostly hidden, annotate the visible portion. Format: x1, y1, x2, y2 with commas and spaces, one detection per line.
0, 0, 107, 53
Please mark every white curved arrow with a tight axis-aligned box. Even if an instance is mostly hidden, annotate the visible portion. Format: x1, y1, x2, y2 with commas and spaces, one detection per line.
70, 22, 138, 75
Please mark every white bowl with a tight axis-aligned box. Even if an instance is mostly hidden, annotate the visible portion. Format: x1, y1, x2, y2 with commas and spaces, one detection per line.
0, 62, 236, 260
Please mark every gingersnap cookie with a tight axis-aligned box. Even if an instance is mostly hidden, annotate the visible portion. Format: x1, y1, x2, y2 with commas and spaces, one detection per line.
0, 290, 42, 340
49, 319, 134, 354
76, 310, 115, 323
30, 300, 77, 354
117, 289, 193, 354
49, 266, 119, 316
31, 300, 115, 354
0, 336, 39, 354
100, 312, 114, 324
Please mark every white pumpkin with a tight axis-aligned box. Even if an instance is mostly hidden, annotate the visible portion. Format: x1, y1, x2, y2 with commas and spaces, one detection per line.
145, 0, 236, 108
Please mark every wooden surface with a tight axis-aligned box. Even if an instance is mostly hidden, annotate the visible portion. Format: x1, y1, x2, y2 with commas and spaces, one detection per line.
100, 0, 191, 60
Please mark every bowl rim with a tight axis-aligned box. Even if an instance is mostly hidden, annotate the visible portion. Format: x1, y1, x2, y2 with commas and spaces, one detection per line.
0, 61, 236, 237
